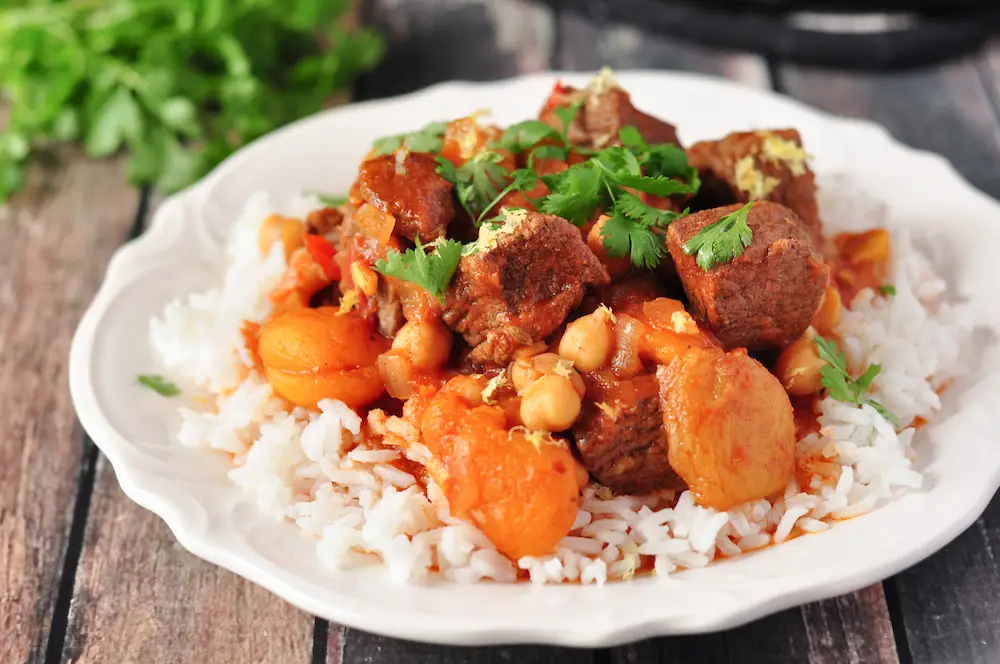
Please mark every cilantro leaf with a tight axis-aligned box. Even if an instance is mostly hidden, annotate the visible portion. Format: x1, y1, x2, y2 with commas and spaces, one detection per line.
683, 202, 755, 271
499, 120, 561, 152
618, 127, 701, 192
813, 334, 899, 426
879, 284, 896, 296
540, 164, 604, 226
138, 374, 181, 397
315, 193, 347, 207
435, 151, 508, 223
371, 120, 447, 157
373, 238, 464, 304
601, 210, 665, 269
615, 191, 686, 228
598, 193, 685, 269
609, 172, 696, 197
552, 98, 583, 137
594, 146, 642, 177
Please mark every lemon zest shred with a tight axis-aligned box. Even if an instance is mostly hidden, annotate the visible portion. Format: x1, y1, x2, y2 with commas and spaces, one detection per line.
734, 155, 780, 200
595, 401, 620, 419
552, 358, 575, 379
481, 372, 508, 405
760, 132, 809, 177
337, 288, 360, 315
594, 485, 614, 501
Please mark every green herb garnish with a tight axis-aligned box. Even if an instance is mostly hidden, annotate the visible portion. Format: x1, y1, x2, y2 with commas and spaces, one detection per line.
138, 374, 180, 397
538, 127, 699, 268
813, 334, 899, 426
373, 238, 464, 305
683, 202, 755, 271
0, 2, 384, 200
371, 121, 448, 157
879, 284, 896, 296
434, 152, 510, 223
313, 193, 347, 207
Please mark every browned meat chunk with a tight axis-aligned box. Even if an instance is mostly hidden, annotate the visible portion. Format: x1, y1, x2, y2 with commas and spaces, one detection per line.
304, 206, 343, 236
665, 202, 830, 351
443, 210, 609, 365
539, 80, 680, 149
687, 129, 821, 243
357, 152, 457, 241
572, 373, 685, 495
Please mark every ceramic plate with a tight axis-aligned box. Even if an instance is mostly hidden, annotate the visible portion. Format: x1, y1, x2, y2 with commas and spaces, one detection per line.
69, 71, 1000, 647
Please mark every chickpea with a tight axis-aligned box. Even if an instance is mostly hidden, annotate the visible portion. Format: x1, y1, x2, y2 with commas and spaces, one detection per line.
510, 352, 585, 396
376, 351, 415, 399
520, 374, 583, 431
774, 329, 825, 396
559, 308, 613, 372
391, 319, 453, 368
448, 375, 489, 406
350, 261, 379, 297
811, 286, 842, 336
258, 214, 305, 260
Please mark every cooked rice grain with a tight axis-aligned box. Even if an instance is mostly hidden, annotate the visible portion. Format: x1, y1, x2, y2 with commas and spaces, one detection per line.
152, 189, 975, 585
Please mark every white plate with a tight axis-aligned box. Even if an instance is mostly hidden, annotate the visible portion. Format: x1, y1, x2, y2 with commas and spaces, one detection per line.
70, 71, 1000, 647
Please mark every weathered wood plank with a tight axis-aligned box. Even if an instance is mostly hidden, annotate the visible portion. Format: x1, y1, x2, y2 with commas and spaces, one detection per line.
60, 195, 316, 664
61, 456, 316, 663
778, 57, 1000, 664
338, 636, 595, 664
554, 12, 901, 664
610, 585, 897, 664
359, 0, 554, 97
557, 10, 771, 88
976, 40, 1000, 131
0, 153, 141, 664
780, 58, 1000, 201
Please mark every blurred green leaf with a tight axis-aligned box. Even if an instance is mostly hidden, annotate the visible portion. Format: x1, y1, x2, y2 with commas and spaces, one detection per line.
0, 0, 384, 201
160, 97, 199, 136
85, 87, 141, 157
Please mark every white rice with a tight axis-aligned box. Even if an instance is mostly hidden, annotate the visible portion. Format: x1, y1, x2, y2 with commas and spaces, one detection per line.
150, 190, 975, 585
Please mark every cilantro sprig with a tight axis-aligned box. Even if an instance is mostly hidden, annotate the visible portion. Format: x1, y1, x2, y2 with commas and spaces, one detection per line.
683, 202, 755, 271
498, 98, 586, 163
0, 1, 384, 201
138, 374, 180, 397
373, 238, 463, 305
371, 121, 448, 157
813, 334, 899, 426
541, 128, 700, 268
434, 152, 510, 223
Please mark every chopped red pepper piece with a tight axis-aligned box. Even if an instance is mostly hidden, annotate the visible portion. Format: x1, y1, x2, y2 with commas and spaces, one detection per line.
304, 234, 340, 281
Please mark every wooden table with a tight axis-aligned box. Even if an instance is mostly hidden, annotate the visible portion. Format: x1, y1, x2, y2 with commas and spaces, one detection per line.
4, 2, 1000, 663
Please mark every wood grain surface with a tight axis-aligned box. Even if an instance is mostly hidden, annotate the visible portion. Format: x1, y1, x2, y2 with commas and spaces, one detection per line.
0, 153, 141, 664
56, 195, 317, 664
6, 0, 999, 661
60, 452, 315, 664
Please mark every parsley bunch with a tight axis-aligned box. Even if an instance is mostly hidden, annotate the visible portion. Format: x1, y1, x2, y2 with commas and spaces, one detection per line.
0, 0, 384, 200
813, 334, 899, 426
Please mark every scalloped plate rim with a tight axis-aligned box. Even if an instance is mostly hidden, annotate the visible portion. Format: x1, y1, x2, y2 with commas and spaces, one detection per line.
69, 70, 1000, 647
